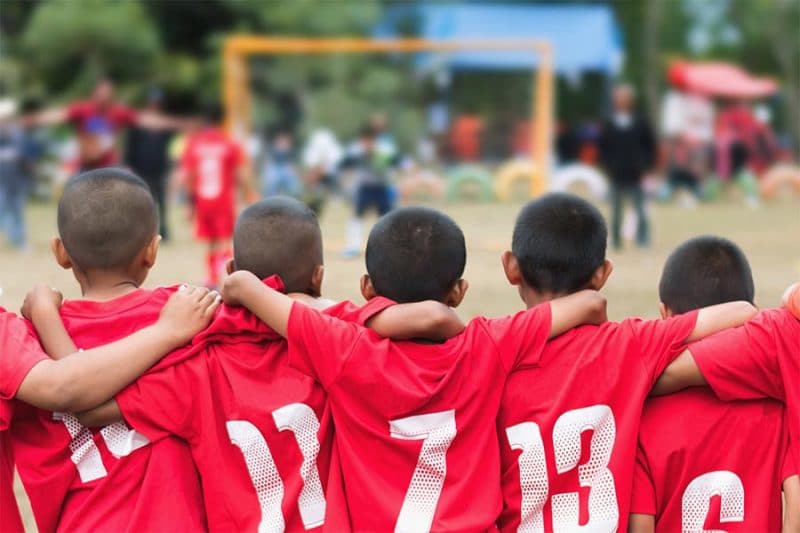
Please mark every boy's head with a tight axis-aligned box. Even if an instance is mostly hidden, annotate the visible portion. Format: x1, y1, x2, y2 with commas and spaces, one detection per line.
503, 193, 612, 306
55, 168, 160, 284
363, 207, 468, 306
659, 236, 754, 316
230, 197, 324, 296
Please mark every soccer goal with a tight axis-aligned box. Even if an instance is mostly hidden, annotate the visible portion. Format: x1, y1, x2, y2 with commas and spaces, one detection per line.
221, 36, 554, 196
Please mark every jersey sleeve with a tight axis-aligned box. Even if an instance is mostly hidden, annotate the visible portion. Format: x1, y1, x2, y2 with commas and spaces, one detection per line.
65, 102, 88, 122
115, 360, 198, 442
112, 105, 139, 126
286, 301, 367, 389
485, 303, 552, 373
629, 441, 657, 515
689, 311, 784, 402
631, 310, 699, 386
0, 312, 48, 400
325, 296, 395, 326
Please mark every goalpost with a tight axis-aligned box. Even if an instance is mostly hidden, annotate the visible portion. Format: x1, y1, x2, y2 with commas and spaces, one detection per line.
222, 36, 554, 196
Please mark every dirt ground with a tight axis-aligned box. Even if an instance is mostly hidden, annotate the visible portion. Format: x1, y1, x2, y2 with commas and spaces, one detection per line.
2, 196, 798, 530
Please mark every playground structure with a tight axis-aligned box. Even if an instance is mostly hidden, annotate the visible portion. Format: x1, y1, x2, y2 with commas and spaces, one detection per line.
221, 36, 554, 197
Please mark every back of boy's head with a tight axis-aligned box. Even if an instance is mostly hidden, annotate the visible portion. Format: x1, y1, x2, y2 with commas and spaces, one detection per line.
659, 236, 754, 314
512, 193, 607, 293
233, 197, 322, 293
365, 207, 465, 303
58, 168, 158, 272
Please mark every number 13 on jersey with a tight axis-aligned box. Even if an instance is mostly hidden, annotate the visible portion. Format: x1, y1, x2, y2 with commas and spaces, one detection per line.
506, 405, 618, 532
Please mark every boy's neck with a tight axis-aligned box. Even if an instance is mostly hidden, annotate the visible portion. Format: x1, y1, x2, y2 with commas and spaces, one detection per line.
520, 285, 583, 309
76, 271, 141, 302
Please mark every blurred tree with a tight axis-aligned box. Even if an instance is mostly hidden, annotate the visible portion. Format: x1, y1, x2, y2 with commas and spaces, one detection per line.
20, 0, 160, 102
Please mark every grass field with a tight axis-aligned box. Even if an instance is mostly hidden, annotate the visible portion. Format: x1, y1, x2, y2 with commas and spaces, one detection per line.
2, 196, 799, 531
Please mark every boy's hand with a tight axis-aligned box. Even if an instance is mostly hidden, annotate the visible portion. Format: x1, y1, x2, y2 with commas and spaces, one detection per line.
156, 285, 220, 346
21, 283, 64, 322
221, 270, 261, 307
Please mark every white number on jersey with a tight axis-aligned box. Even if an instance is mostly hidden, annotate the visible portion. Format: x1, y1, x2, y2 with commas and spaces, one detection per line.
53, 412, 151, 483
682, 470, 744, 533
226, 402, 325, 533
197, 151, 223, 199
506, 404, 618, 532
389, 410, 457, 533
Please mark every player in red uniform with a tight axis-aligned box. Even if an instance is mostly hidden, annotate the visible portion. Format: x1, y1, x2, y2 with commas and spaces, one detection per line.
493, 194, 758, 532
221, 206, 609, 531
9, 168, 213, 532
652, 282, 800, 530
74, 197, 465, 531
179, 104, 254, 288
1, 285, 218, 533
629, 236, 793, 532
26, 79, 180, 170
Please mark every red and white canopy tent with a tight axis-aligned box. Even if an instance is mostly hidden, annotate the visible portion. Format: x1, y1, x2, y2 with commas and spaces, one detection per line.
667, 60, 778, 99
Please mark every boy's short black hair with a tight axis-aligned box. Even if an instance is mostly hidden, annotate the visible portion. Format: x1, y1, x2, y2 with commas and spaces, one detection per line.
233, 197, 322, 293
659, 236, 754, 314
365, 207, 466, 303
58, 168, 158, 272
512, 193, 607, 294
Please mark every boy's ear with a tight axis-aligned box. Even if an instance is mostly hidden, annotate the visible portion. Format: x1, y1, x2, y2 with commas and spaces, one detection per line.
225, 259, 235, 275
308, 265, 324, 298
502, 251, 523, 286
445, 279, 469, 308
659, 302, 674, 319
141, 235, 161, 269
589, 259, 614, 290
51, 238, 72, 270
360, 274, 378, 301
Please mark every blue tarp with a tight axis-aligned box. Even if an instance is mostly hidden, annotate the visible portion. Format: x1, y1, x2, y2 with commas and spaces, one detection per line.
376, 4, 623, 76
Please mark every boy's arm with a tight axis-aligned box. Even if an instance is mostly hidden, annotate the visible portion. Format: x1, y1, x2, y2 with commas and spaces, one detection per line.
686, 301, 757, 342
649, 349, 706, 396
223, 270, 292, 336
366, 301, 465, 341
548, 289, 607, 337
16, 286, 219, 412
21, 285, 73, 359
627, 515, 655, 533
784, 475, 800, 533
77, 400, 123, 428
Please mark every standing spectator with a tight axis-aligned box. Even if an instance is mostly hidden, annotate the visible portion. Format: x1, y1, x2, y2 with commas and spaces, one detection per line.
599, 84, 657, 250
125, 88, 174, 241
0, 99, 37, 250
262, 129, 300, 198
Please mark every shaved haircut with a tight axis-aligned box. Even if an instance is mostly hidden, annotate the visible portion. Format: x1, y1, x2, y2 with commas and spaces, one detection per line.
233, 197, 323, 293
57, 168, 158, 271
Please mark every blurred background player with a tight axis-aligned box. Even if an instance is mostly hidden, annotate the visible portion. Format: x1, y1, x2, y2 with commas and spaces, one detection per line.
341, 124, 401, 258
26, 78, 180, 172
125, 87, 176, 241
629, 236, 793, 532
261, 129, 300, 198
179, 103, 253, 288
0, 98, 38, 251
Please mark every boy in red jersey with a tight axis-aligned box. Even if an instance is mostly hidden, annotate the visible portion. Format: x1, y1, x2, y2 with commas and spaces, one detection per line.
1, 286, 217, 533
9, 168, 212, 532
651, 286, 800, 529
494, 194, 758, 532
628, 236, 795, 532
180, 104, 254, 287
221, 206, 609, 531
75, 197, 464, 531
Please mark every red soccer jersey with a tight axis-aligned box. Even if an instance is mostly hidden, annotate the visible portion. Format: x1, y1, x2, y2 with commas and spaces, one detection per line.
9, 288, 206, 533
115, 279, 393, 531
66, 101, 139, 167
181, 127, 243, 212
286, 300, 553, 531
0, 309, 48, 533
690, 308, 800, 482
496, 311, 699, 533
631, 389, 788, 532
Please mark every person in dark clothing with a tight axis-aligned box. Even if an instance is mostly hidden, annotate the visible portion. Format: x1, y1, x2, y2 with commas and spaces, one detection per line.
125, 89, 174, 241
598, 84, 657, 250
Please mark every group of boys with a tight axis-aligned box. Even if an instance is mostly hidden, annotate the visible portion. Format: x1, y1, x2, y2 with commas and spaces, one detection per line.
1, 165, 798, 532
